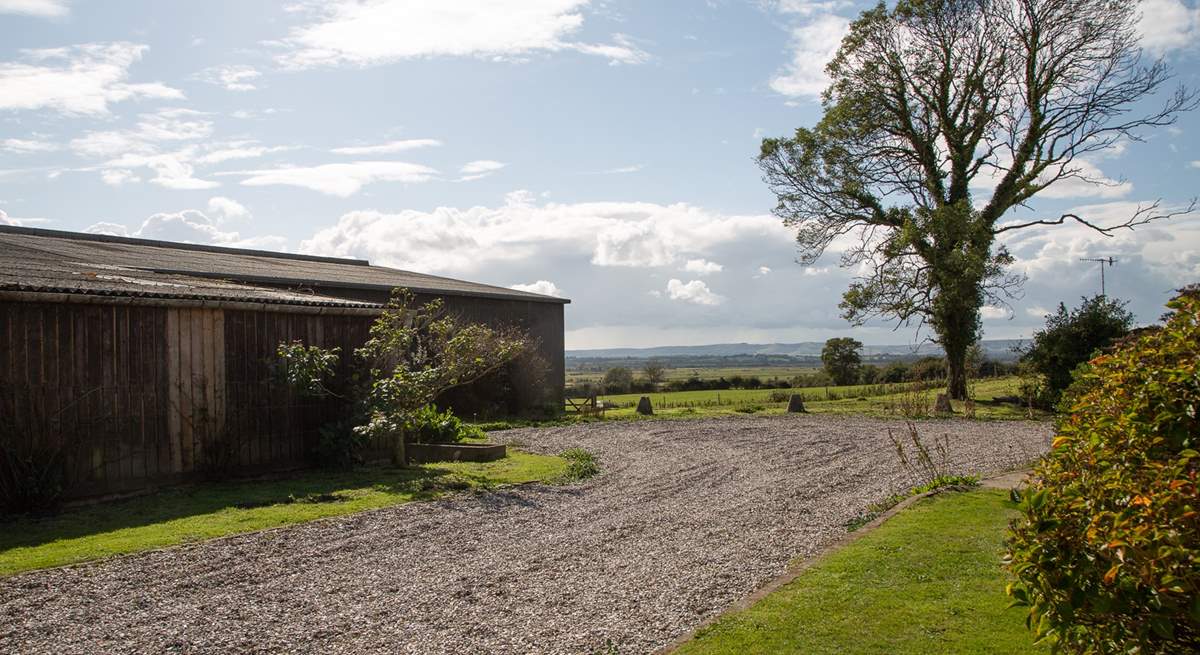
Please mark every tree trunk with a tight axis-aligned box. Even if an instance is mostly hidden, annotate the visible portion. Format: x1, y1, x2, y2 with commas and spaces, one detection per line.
391, 429, 408, 467
935, 295, 977, 401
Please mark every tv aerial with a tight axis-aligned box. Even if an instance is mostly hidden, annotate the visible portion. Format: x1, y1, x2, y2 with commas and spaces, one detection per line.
1080, 256, 1117, 296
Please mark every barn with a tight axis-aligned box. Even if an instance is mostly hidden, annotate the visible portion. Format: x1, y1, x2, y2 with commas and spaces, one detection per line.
0, 225, 568, 499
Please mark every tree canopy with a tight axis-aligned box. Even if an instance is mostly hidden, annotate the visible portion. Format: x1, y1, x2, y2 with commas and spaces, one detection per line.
822, 337, 864, 386
759, 0, 1196, 399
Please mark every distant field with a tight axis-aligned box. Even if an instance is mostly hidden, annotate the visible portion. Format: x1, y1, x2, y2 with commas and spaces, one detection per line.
566, 366, 820, 385
567, 377, 1038, 421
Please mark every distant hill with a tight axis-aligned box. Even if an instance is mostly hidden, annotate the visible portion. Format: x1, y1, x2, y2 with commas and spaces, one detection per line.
566, 339, 1028, 362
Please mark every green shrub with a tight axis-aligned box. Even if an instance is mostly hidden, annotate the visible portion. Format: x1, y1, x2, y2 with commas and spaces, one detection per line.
1006, 289, 1200, 653
314, 418, 370, 469
405, 405, 483, 444
1020, 296, 1134, 404
560, 448, 600, 481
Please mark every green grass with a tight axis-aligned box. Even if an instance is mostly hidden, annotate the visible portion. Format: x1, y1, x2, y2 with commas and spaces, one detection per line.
676, 489, 1046, 655
585, 377, 1040, 422
0, 451, 567, 577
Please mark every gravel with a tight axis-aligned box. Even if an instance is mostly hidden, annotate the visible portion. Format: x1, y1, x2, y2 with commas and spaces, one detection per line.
0, 415, 1050, 654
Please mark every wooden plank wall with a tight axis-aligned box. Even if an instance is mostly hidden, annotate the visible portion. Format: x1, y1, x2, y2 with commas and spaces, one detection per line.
1, 300, 372, 499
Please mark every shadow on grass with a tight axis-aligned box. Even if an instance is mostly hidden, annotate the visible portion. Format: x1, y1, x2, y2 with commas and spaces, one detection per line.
0, 465, 451, 553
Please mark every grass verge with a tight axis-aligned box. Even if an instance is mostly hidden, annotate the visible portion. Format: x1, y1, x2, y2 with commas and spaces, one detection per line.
675, 489, 1046, 655
0, 451, 567, 577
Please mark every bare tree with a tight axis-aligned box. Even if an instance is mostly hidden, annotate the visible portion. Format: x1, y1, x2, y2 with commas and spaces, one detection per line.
758, 0, 1196, 399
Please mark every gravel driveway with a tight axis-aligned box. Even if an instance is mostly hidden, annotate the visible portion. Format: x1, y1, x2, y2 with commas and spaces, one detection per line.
1, 415, 1050, 654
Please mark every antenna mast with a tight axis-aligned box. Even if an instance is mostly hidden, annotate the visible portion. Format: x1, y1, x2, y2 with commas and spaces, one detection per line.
1079, 257, 1117, 296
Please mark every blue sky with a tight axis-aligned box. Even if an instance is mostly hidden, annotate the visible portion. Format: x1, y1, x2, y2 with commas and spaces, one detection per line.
2, 0, 1198, 349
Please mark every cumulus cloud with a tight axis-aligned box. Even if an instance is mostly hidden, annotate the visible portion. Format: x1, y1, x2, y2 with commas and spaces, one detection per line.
277, 0, 648, 68
769, 12, 849, 99
510, 280, 566, 297
71, 108, 213, 158
1138, 0, 1200, 53
0, 0, 69, 17
332, 139, 442, 155
683, 258, 723, 275
299, 191, 786, 275
666, 279, 724, 305
85, 206, 284, 249
0, 42, 182, 115
223, 161, 438, 196
980, 305, 1010, 320
207, 196, 249, 220
196, 64, 262, 91
195, 143, 292, 165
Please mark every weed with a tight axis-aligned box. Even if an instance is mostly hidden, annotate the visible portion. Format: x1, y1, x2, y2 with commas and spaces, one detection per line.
734, 405, 766, 414
559, 448, 600, 482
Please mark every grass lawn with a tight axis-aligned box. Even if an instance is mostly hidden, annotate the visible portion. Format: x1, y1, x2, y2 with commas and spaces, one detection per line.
588, 377, 1039, 422
0, 451, 567, 577
675, 489, 1045, 655
567, 366, 819, 385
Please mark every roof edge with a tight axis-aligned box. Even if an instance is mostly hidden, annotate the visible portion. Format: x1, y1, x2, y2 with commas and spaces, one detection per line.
0, 225, 371, 267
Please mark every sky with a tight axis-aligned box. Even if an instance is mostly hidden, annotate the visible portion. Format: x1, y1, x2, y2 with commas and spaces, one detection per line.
1, 0, 1198, 350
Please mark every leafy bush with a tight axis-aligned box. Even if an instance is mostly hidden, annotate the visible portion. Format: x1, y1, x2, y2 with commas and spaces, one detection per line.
314, 418, 370, 469
559, 448, 600, 481
1006, 289, 1199, 653
1021, 295, 1133, 403
405, 404, 484, 444
603, 367, 634, 394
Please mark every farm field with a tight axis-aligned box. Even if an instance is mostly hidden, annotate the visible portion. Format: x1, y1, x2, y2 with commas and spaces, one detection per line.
579, 377, 1036, 421
566, 365, 819, 385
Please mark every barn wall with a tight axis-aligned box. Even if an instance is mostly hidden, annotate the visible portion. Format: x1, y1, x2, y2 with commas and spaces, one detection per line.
0, 300, 370, 499
0, 292, 563, 500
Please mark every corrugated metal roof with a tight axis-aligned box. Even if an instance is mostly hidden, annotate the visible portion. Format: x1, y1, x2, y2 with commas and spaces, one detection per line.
0, 226, 570, 306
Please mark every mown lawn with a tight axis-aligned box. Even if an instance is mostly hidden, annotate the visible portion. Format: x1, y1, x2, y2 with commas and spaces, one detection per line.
675, 489, 1046, 655
0, 451, 567, 577
590, 376, 1039, 421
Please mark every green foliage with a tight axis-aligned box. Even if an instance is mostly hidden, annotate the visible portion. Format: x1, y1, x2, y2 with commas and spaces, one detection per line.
559, 448, 600, 482
1021, 296, 1134, 403
821, 337, 864, 386
314, 418, 370, 470
642, 359, 667, 387
405, 404, 484, 444
277, 289, 529, 466
1006, 290, 1200, 653
603, 366, 634, 394
275, 340, 341, 396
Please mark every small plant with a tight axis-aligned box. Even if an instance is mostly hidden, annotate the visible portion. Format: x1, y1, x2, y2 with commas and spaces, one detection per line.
405, 404, 484, 444
734, 404, 766, 414
885, 383, 934, 419
275, 341, 341, 396
559, 448, 600, 482
887, 420, 952, 487
315, 418, 370, 469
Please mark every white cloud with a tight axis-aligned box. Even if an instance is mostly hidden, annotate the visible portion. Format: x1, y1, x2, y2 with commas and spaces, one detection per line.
195, 144, 290, 165
769, 13, 849, 99
759, 266, 775, 277
224, 161, 438, 196
332, 139, 442, 155
207, 196, 249, 220
459, 159, 507, 181
801, 266, 828, 276
460, 160, 506, 174
772, 1, 852, 16
0, 42, 182, 115
85, 206, 285, 249
299, 191, 786, 275
100, 169, 139, 186
1025, 306, 1051, 319
0, 0, 69, 17
1, 138, 58, 153
70, 108, 214, 158
594, 163, 645, 174
1138, 0, 1200, 53
971, 155, 1133, 201
510, 280, 566, 297
0, 208, 50, 226
197, 65, 262, 91
683, 258, 723, 275
980, 305, 1010, 320
105, 151, 219, 190
277, 0, 648, 68
666, 278, 724, 306
1192, 160, 1200, 169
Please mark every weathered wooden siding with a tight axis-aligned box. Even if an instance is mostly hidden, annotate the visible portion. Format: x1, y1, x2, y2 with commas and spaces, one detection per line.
0, 300, 370, 499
